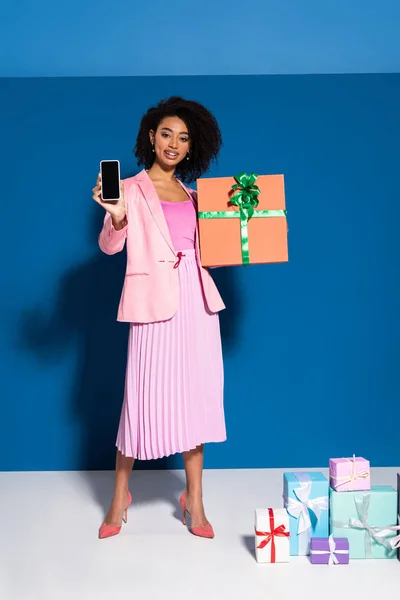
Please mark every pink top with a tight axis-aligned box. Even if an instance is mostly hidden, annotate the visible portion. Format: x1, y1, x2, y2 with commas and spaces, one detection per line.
160, 200, 197, 251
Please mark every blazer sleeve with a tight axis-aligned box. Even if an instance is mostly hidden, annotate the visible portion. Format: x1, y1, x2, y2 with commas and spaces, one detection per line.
98, 179, 130, 255
98, 213, 128, 255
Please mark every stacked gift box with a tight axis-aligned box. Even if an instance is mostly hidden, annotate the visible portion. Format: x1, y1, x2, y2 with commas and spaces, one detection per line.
252, 458, 400, 565
329, 456, 398, 560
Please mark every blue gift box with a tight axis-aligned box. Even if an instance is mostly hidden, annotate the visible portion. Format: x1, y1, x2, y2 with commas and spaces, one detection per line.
283, 471, 329, 556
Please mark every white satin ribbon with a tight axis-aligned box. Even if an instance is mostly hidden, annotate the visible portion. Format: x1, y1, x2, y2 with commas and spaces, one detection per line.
330, 455, 369, 490
284, 473, 328, 555
286, 479, 329, 535
389, 515, 400, 550
310, 534, 349, 565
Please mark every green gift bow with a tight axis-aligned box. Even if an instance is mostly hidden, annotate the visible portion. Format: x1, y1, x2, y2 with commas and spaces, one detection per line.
198, 172, 287, 265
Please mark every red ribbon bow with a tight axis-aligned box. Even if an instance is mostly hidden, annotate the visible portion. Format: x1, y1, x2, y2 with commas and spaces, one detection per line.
255, 508, 290, 563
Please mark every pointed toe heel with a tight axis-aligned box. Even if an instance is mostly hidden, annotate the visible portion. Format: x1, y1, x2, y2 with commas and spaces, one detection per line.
179, 490, 215, 539
98, 490, 132, 539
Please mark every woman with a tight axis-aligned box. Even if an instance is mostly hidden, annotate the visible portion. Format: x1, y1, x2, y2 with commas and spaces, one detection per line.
92, 96, 227, 540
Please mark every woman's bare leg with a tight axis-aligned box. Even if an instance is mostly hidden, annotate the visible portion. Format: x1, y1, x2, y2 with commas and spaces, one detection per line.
182, 444, 210, 528
103, 450, 135, 526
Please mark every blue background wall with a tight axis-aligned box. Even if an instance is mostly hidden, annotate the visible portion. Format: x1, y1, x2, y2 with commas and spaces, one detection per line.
1, 0, 400, 76
1, 0, 399, 470
1, 74, 399, 471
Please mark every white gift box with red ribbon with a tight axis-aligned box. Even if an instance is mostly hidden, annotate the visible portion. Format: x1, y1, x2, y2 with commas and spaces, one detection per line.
254, 508, 290, 563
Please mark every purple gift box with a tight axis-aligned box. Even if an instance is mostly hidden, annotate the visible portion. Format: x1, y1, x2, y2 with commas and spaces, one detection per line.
310, 536, 349, 565
329, 456, 370, 492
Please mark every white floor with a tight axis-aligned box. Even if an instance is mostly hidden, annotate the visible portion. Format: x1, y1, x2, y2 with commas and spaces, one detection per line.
1, 467, 398, 600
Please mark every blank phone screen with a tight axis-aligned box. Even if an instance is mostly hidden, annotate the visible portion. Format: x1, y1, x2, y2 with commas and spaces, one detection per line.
101, 161, 120, 200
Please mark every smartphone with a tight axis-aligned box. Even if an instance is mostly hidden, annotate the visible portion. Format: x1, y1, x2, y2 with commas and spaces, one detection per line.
100, 160, 121, 201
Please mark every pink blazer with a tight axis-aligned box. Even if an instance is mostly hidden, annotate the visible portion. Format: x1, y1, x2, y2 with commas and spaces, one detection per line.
98, 169, 225, 323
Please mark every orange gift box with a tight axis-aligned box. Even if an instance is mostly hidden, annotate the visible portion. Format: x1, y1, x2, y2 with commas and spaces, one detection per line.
196, 173, 288, 267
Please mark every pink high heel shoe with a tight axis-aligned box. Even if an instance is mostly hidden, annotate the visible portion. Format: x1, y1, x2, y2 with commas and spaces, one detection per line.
179, 490, 215, 539
98, 490, 132, 539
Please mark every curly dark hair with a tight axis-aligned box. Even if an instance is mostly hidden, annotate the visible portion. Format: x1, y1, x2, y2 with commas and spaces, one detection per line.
134, 96, 222, 183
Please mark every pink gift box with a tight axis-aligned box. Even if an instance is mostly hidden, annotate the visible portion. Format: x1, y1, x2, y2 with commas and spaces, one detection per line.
329, 456, 370, 492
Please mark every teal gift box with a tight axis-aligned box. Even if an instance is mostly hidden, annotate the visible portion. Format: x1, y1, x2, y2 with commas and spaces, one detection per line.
283, 472, 329, 556
330, 486, 398, 559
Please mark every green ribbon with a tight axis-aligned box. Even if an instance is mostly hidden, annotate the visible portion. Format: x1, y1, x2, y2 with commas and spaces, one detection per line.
231, 172, 261, 220
198, 172, 287, 265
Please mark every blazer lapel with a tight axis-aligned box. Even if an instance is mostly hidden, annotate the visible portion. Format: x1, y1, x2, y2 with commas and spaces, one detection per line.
135, 169, 175, 254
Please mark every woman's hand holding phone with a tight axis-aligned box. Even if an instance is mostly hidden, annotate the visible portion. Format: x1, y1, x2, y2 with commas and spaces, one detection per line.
92, 173, 126, 229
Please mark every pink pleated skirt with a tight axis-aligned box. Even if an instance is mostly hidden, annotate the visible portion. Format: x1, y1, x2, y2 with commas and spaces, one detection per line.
115, 249, 227, 460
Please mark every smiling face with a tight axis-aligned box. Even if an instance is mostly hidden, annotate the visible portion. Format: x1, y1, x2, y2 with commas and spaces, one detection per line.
150, 116, 190, 171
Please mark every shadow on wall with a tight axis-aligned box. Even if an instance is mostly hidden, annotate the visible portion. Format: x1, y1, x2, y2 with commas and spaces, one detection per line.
19, 203, 241, 471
